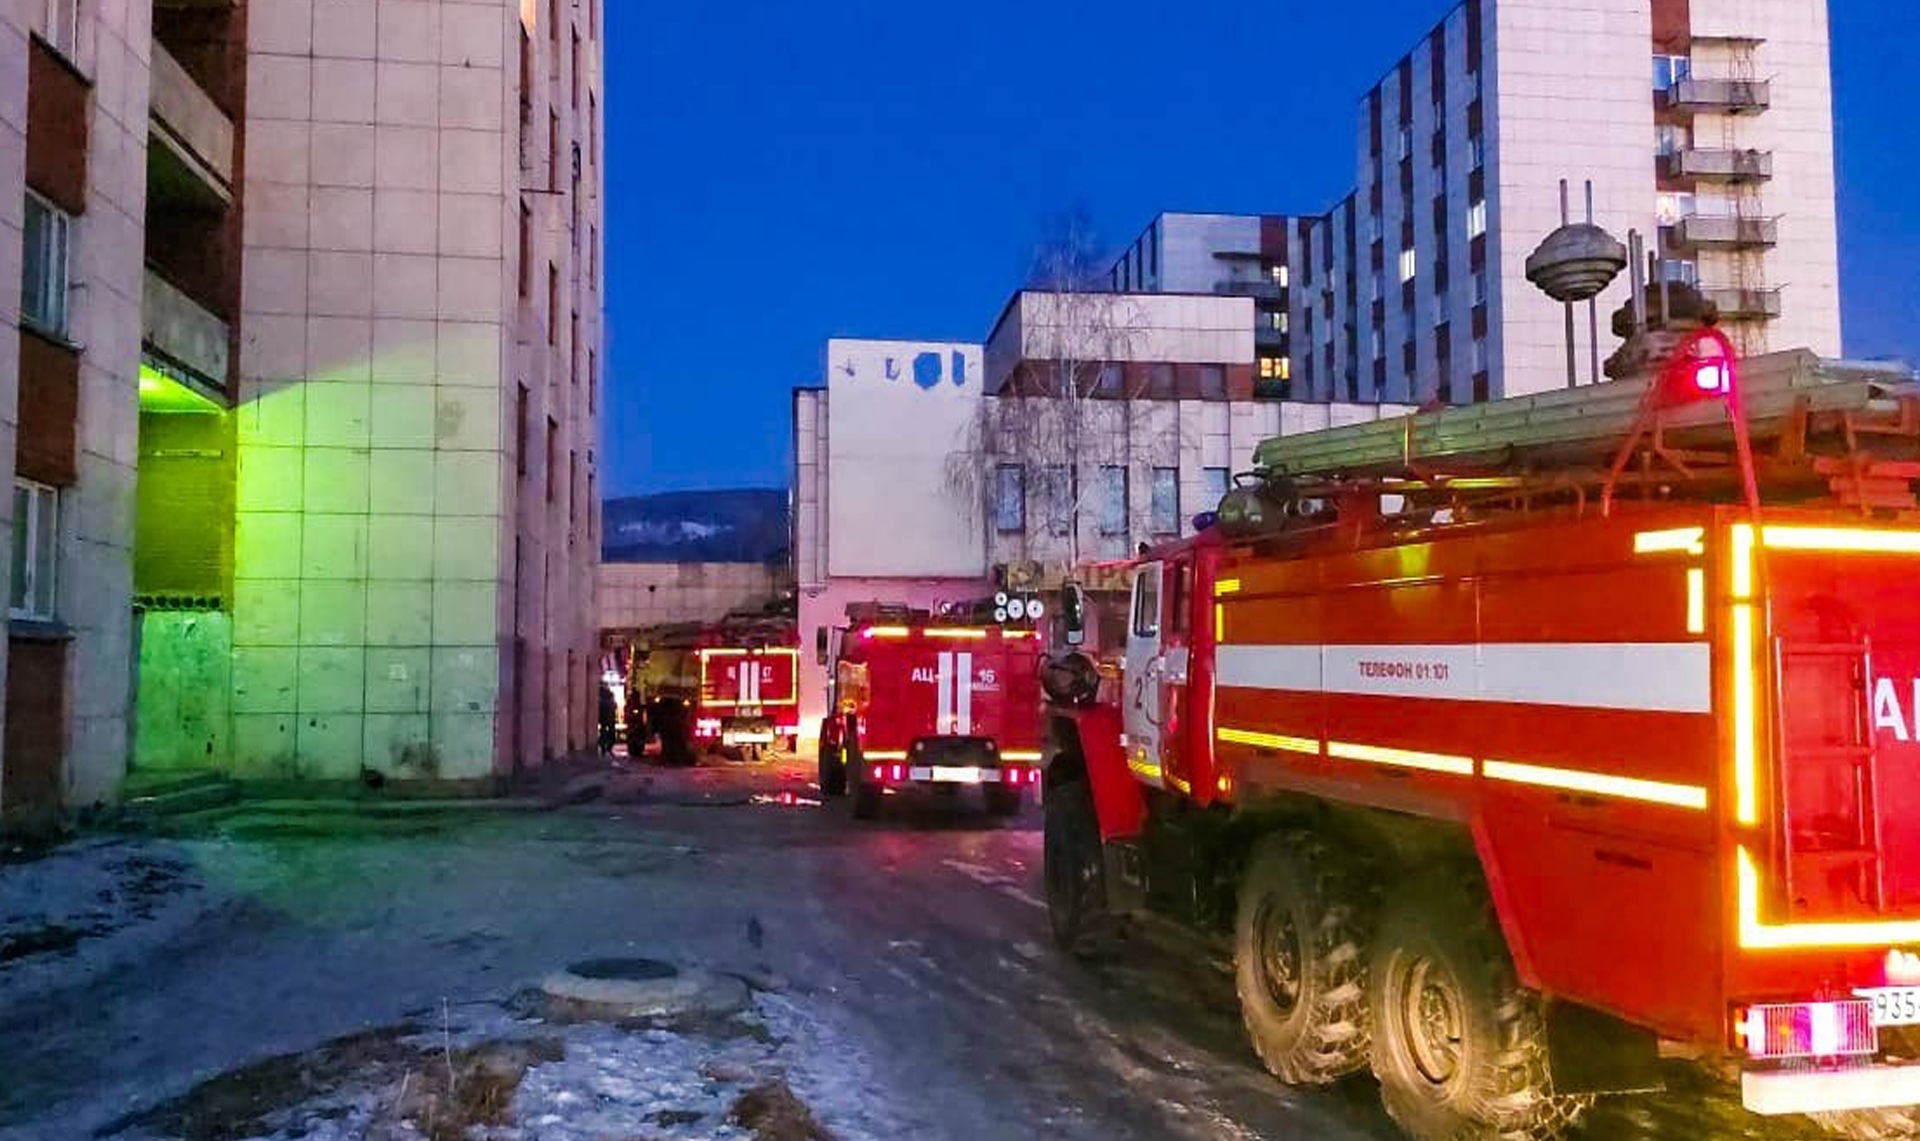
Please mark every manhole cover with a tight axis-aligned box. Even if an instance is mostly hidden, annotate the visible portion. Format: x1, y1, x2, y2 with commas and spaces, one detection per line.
539, 958, 749, 1020
567, 957, 680, 982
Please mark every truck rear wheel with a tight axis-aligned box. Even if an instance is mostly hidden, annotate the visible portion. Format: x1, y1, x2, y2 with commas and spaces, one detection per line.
818, 746, 848, 797
1233, 834, 1372, 1086
1043, 780, 1118, 958
850, 766, 880, 820
1368, 870, 1590, 1141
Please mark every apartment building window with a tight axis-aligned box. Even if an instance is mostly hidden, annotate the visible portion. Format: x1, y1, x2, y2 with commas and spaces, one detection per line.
10, 480, 57, 621
568, 450, 578, 538
1471, 337, 1488, 375
1095, 364, 1123, 397
1370, 271, 1383, 303
1656, 192, 1697, 225
545, 417, 559, 502
1042, 466, 1073, 537
586, 473, 596, 541
1399, 247, 1418, 283
1148, 226, 1159, 277
1397, 125, 1412, 160
1149, 468, 1180, 536
21, 194, 71, 339
1372, 329, 1386, 361
1199, 365, 1225, 400
1661, 259, 1700, 287
1468, 199, 1487, 239
1367, 213, 1382, 244
548, 108, 561, 192
993, 465, 1026, 533
1269, 263, 1289, 289
589, 94, 599, 172
516, 384, 530, 477
547, 262, 559, 343
1468, 135, 1485, 171
1653, 55, 1692, 92
572, 28, 583, 109
42, 0, 80, 58
1098, 467, 1128, 537
1259, 356, 1288, 381
1265, 310, 1288, 334
1655, 123, 1691, 158
1472, 268, 1489, 307
518, 202, 533, 297
1201, 467, 1230, 512
587, 349, 597, 412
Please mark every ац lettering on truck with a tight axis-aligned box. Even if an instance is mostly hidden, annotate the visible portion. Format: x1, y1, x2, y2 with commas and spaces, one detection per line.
818, 609, 1045, 820
1037, 333, 1920, 1141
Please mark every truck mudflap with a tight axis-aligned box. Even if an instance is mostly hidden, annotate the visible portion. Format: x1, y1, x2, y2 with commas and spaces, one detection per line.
1743, 1063, 1920, 1116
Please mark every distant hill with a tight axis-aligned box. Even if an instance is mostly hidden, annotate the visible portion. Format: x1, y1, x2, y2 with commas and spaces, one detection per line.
601, 489, 790, 565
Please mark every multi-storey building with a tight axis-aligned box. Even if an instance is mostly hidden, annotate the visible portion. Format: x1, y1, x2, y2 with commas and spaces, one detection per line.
790, 310, 1398, 743
0, 0, 604, 827
1110, 0, 1839, 406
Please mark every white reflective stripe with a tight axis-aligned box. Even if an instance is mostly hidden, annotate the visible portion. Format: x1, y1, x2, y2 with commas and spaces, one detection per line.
957, 651, 974, 734
1164, 647, 1190, 684
936, 652, 953, 732
1216, 643, 1712, 714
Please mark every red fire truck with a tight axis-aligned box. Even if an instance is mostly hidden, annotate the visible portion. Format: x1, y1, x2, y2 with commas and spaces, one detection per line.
818, 603, 1047, 819
629, 616, 799, 761
1040, 336, 1920, 1139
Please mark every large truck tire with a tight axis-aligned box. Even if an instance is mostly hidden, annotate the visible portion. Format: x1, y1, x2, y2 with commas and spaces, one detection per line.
654, 700, 696, 768
1043, 780, 1119, 959
818, 745, 848, 798
985, 782, 1022, 817
1233, 833, 1373, 1086
1809, 1108, 1920, 1141
1368, 869, 1591, 1141
850, 765, 880, 820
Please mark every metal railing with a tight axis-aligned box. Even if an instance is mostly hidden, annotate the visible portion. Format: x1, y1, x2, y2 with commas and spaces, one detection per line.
1671, 214, 1779, 251
1659, 148, 1773, 184
1666, 77, 1771, 114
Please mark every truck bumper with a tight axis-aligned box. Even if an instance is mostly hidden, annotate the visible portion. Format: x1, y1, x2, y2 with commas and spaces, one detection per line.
908, 765, 1010, 784
1743, 1062, 1920, 1116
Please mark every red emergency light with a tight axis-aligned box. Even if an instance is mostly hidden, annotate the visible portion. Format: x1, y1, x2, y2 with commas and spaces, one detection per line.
1668, 327, 1738, 401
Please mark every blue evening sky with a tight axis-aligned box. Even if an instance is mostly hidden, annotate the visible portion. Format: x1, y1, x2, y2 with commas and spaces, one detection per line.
602, 1, 1920, 496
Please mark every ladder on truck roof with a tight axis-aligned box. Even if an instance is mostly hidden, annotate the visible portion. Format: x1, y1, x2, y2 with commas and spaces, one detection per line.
1251, 350, 1920, 513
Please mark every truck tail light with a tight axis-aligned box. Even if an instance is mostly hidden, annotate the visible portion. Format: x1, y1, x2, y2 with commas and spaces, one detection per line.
890, 765, 905, 782
870, 765, 884, 782
1737, 1002, 1877, 1061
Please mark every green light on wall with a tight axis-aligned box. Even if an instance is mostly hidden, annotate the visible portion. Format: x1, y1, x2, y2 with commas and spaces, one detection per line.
139, 363, 225, 414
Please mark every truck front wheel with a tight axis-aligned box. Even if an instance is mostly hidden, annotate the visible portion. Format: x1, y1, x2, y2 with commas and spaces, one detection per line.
818, 746, 848, 797
1043, 780, 1117, 958
1368, 870, 1589, 1141
1234, 834, 1372, 1087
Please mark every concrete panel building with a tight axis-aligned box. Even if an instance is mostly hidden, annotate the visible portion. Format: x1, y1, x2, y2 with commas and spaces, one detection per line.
0, 0, 605, 826
1105, 0, 1840, 406
599, 562, 789, 634
792, 313, 1401, 743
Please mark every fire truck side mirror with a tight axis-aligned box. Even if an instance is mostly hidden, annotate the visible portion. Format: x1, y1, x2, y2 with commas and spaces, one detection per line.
1061, 584, 1088, 647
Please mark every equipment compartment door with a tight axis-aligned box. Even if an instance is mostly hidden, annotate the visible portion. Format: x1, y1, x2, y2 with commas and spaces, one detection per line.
1124, 563, 1166, 787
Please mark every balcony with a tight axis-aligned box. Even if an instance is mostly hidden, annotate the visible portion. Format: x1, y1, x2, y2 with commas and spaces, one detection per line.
1669, 214, 1779, 252
1255, 323, 1288, 348
147, 40, 232, 204
143, 269, 230, 389
1703, 285, 1783, 321
1663, 77, 1771, 116
1659, 148, 1773, 186
1215, 279, 1284, 300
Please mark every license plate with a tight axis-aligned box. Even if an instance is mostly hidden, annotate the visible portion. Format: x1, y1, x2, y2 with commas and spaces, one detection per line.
1859, 987, 1920, 1027
930, 766, 982, 784
727, 732, 774, 744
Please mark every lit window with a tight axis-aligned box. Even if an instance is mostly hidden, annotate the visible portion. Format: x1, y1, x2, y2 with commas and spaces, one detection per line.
1400, 247, 1418, 282
1468, 199, 1487, 239
1398, 126, 1412, 160
1471, 337, 1488, 375
1149, 468, 1180, 535
1099, 467, 1128, 537
1656, 192, 1697, 225
993, 465, 1025, 534
11, 480, 57, 621
22, 194, 71, 339
1279, 356, 1292, 381
1266, 310, 1289, 333
1269, 263, 1290, 288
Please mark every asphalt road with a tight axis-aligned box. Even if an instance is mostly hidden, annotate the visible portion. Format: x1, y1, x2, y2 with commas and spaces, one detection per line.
0, 758, 1853, 1140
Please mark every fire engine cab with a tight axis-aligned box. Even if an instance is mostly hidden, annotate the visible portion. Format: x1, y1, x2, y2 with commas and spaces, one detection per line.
818, 601, 1046, 819
1040, 337, 1920, 1140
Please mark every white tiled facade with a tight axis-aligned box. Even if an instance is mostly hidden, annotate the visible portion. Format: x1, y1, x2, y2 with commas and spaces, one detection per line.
600, 562, 788, 633
1110, 0, 1840, 407
233, 0, 603, 782
0, 2, 152, 820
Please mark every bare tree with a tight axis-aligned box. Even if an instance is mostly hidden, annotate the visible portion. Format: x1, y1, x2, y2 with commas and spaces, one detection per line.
949, 206, 1155, 581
